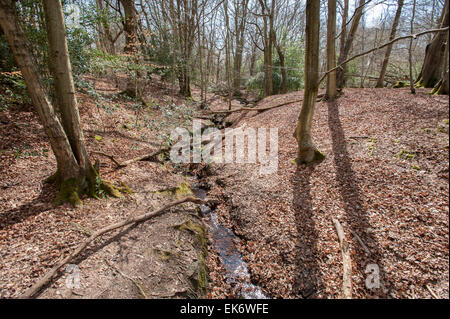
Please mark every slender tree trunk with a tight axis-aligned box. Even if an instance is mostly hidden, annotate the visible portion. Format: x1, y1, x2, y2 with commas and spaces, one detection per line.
294, 0, 324, 164
43, 0, 91, 172
409, 0, 416, 94
337, 0, 366, 89
276, 43, 287, 94
232, 0, 249, 96
120, 0, 140, 97
376, 0, 404, 88
325, 0, 337, 100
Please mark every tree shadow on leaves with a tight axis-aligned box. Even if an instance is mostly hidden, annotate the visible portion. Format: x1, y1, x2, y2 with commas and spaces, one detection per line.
291, 164, 322, 298
327, 100, 388, 298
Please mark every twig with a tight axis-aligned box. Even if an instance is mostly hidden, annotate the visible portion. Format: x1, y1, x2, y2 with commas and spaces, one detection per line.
332, 218, 352, 299
426, 284, 439, 299
93, 148, 167, 168
20, 196, 206, 299
349, 229, 371, 255
92, 151, 122, 167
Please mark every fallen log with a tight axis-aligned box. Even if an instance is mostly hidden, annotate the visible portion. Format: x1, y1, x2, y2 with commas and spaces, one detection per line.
20, 196, 206, 299
332, 218, 352, 299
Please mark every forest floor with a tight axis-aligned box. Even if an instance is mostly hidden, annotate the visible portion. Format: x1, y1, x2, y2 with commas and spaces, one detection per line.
204, 88, 449, 299
0, 74, 448, 299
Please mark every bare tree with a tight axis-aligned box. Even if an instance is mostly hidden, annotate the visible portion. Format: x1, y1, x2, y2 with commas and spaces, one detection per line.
326, 0, 337, 100
376, 0, 404, 88
294, 0, 324, 164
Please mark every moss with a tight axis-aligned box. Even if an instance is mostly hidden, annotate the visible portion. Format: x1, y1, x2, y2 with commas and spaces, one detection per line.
396, 149, 415, 160
101, 180, 123, 198
156, 182, 192, 199
175, 218, 208, 296
44, 171, 60, 184
393, 81, 409, 88
48, 166, 131, 207
153, 248, 173, 261
414, 79, 425, 88
296, 148, 326, 165
53, 178, 82, 207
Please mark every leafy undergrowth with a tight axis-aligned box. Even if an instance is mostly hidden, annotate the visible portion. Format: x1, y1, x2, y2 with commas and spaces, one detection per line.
204, 88, 449, 299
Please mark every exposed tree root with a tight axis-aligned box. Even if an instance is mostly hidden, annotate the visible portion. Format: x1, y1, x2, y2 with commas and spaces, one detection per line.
295, 147, 326, 165
20, 196, 207, 299
45, 167, 132, 207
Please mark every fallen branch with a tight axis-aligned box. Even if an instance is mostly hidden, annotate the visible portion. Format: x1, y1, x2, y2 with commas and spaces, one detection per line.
20, 196, 206, 299
426, 284, 439, 299
204, 99, 302, 114
332, 218, 352, 299
93, 148, 167, 168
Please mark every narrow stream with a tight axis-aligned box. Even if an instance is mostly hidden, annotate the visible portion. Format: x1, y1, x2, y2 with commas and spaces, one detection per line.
192, 186, 267, 299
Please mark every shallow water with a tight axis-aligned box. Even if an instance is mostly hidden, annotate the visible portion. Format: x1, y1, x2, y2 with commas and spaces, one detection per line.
193, 186, 267, 299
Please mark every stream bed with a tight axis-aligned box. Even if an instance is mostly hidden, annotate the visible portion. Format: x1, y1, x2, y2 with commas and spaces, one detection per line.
192, 186, 267, 299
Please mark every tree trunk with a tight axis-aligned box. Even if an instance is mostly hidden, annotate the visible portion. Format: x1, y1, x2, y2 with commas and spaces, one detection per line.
232, 0, 249, 96
325, 0, 337, 100
276, 43, 287, 94
294, 0, 324, 164
376, 0, 404, 88
0, 0, 79, 181
415, 0, 449, 88
0, 0, 124, 206
120, 0, 140, 97
431, 28, 449, 94
43, 0, 91, 172
337, 0, 366, 89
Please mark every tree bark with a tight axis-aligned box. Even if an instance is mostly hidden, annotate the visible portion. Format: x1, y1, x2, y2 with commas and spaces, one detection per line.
376, 0, 404, 88
0, 0, 80, 181
325, 0, 337, 100
416, 0, 449, 88
43, 0, 91, 173
337, 0, 366, 89
294, 0, 324, 164
120, 0, 140, 97
0, 0, 124, 206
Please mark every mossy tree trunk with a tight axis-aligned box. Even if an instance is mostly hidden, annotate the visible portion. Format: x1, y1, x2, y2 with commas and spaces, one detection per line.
294, 0, 324, 165
0, 0, 124, 206
415, 0, 449, 89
